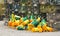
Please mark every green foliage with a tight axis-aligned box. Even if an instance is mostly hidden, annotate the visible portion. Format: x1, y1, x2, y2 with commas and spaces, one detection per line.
0, 4, 5, 15
40, 4, 56, 13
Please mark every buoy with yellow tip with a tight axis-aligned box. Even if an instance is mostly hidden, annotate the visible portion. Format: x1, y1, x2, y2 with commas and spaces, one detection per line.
11, 20, 20, 27
27, 23, 34, 30
27, 17, 41, 30
31, 28, 39, 32
29, 17, 40, 27
21, 20, 29, 26
29, 15, 35, 22
16, 24, 25, 30
8, 13, 15, 26
31, 27, 42, 32
19, 16, 28, 24
46, 27, 53, 32
37, 26, 43, 32
8, 21, 13, 26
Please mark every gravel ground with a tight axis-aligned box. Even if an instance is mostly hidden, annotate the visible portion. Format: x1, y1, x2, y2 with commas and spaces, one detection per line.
0, 21, 60, 36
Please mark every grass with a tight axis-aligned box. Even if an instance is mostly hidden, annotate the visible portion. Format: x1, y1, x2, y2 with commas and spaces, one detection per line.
0, 4, 5, 15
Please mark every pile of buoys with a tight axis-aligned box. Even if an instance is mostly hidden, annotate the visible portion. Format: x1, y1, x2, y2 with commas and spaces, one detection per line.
8, 14, 53, 32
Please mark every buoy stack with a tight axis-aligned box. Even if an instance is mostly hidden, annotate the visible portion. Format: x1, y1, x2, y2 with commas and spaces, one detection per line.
8, 14, 53, 32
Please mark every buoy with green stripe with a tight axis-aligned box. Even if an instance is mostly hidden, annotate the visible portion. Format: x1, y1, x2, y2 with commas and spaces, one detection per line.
37, 19, 47, 27
10, 13, 15, 22
16, 24, 25, 30
21, 19, 30, 26
15, 15, 20, 20
19, 16, 28, 24
30, 17, 41, 27
29, 15, 35, 22
27, 17, 41, 30
41, 19, 47, 26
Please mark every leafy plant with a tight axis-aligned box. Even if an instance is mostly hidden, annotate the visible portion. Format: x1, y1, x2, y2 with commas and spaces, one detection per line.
40, 4, 56, 13
0, 4, 5, 15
